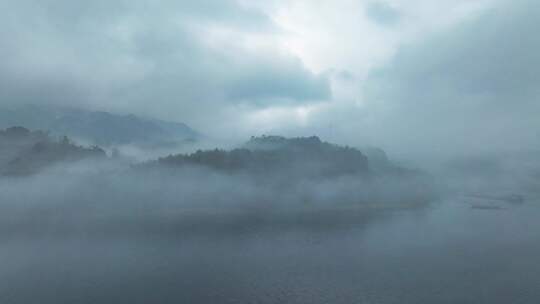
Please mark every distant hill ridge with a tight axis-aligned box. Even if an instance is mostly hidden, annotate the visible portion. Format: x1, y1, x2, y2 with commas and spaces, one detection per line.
0, 105, 200, 146
0, 126, 106, 176
156, 135, 369, 178
244, 135, 329, 151
155, 135, 417, 178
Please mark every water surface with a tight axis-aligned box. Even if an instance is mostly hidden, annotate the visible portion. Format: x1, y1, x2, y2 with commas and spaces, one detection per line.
1, 198, 539, 304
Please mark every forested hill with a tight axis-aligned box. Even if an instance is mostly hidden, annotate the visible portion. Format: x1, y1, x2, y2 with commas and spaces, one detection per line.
156, 136, 370, 178
0, 127, 106, 176
0, 130, 436, 204
153, 135, 424, 181
0, 129, 422, 183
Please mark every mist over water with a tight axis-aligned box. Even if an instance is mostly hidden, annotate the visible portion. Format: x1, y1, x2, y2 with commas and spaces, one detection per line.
0, 152, 539, 303
2, 196, 539, 304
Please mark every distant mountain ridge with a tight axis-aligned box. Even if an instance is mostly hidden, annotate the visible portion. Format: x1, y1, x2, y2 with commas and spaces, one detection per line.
0, 105, 200, 146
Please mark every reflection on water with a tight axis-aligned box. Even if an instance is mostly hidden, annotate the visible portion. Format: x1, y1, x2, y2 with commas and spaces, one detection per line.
1, 199, 539, 304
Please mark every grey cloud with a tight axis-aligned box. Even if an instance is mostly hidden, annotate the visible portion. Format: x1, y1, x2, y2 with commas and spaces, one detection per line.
359, 0, 540, 157
366, 2, 401, 27
0, 0, 330, 125
224, 56, 330, 103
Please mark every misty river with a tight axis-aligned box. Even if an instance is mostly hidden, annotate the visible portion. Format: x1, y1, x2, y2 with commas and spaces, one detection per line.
1, 198, 539, 304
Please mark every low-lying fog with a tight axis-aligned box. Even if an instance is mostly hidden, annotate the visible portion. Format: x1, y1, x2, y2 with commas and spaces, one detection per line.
0, 158, 433, 237
1, 140, 539, 303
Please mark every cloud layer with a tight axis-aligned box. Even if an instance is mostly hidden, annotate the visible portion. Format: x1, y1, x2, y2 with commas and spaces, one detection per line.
0, 0, 330, 128
360, 0, 540, 157
1, 0, 538, 161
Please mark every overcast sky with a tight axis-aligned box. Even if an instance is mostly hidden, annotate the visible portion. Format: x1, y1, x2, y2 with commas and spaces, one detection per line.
1, 0, 538, 157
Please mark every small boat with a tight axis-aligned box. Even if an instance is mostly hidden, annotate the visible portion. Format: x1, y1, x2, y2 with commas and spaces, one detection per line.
466, 193, 525, 204
470, 205, 505, 211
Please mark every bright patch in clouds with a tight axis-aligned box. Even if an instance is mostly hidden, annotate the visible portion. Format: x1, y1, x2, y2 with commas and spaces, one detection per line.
246, 103, 321, 132
242, 0, 499, 135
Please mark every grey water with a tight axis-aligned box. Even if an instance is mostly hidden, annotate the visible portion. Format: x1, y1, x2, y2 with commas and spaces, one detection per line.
1, 198, 539, 304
